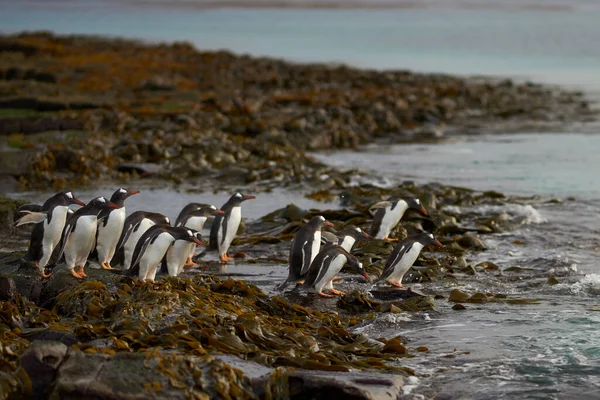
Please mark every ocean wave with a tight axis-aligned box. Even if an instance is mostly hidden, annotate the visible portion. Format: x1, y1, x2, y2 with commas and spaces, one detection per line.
442, 203, 547, 224
552, 274, 600, 296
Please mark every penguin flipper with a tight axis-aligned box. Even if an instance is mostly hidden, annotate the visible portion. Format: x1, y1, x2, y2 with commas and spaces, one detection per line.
208, 215, 222, 251
130, 232, 155, 272
116, 221, 138, 251
14, 210, 48, 227
299, 239, 315, 277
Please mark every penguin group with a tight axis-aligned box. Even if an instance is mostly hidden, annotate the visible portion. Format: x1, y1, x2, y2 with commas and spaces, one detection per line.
15, 190, 254, 282
15, 189, 442, 296
281, 196, 442, 297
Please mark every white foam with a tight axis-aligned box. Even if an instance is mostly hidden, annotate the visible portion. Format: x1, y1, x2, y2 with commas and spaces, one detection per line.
553, 274, 600, 296
442, 203, 547, 224
402, 376, 421, 396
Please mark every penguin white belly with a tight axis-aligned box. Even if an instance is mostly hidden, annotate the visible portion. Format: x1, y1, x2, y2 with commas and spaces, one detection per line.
124, 219, 155, 269
64, 216, 98, 270
388, 243, 424, 283
218, 206, 241, 255
166, 240, 191, 277
139, 232, 174, 281
97, 207, 126, 263
182, 216, 207, 259
339, 236, 355, 252
309, 230, 321, 267
39, 206, 69, 268
313, 255, 347, 294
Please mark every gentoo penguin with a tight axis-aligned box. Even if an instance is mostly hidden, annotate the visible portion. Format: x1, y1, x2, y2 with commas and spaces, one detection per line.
208, 192, 255, 263
377, 232, 443, 288
322, 225, 372, 252
174, 204, 224, 265
112, 211, 170, 270
278, 215, 333, 290
95, 188, 140, 270
15, 191, 85, 278
50, 197, 120, 279
128, 225, 203, 281
164, 230, 204, 277
301, 245, 370, 298
369, 198, 428, 241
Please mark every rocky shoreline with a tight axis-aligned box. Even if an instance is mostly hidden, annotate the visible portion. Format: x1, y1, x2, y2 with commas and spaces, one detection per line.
0, 32, 596, 193
0, 31, 596, 399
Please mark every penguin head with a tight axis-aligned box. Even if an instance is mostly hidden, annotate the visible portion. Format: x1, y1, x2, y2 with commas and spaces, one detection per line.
342, 225, 372, 241
348, 257, 370, 282
232, 192, 256, 203
110, 188, 140, 206
88, 196, 120, 215
405, 198, 428, 216
63, 191, 86, 207
184, 229, 204, 246
418, 232, 443, 248
310, 215, 333, 228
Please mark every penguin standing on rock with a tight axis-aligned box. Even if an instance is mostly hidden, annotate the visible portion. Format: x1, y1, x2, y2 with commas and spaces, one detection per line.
277, 215, 333, 290
112, 211, 170, 270
49, 197, 120, 279
209, 192, 255, 263
15, 191, 85, 278
377, 232, 443, 288
369, 198, 428, 241
127, 225, 203, 282
95, 188, 140, 270
301, 245, 370, 298
175, 204, 223, 265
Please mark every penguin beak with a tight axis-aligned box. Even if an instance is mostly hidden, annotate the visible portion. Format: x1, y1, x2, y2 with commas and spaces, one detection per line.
433, 240, 443, 247
360, 271, 370, 282
419, 205, 428, 215
128, 189, 140, 195
107, 202, 120, 209
193, 238, 204, 246
214, 209, 225, 215
73, 196, 86, 207
243, 195, 256, 200
362, 232, 373, 239
325, 221, 334, 227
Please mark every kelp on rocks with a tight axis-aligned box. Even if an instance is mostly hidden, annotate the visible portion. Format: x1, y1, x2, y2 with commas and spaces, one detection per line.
0, 275, 417, 398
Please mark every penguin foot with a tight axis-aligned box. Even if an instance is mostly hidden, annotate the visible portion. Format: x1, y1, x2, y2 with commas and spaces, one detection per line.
40, 269, 52, 279
295, 280, 305, 285
76, 266, 88, 278
383, 237, 400, 242
70, 269, 84, 279
184, 257, 195, 267
329, 288, 347, 296
219, 254, 234, 263
318, 291, 335, 298
332, 276, 344, 282
386, 280, 403, 288
101, 262, 119, 271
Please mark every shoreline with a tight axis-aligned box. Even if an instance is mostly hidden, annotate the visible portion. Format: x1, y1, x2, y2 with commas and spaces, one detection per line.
0, 31, 595, 194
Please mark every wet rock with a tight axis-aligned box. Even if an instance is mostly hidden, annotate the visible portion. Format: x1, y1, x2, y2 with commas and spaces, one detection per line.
0, 275, 17, 301
0, 196, 28, 237
455, 234, 488, 250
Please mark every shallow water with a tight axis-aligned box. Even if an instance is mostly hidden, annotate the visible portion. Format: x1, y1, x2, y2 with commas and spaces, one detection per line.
314, 133, 600, 399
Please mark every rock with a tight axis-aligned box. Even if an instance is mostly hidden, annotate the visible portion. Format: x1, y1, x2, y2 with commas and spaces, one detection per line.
0, 275, 17, 301
20, 341, 404, 400
0, 196, 28, 237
